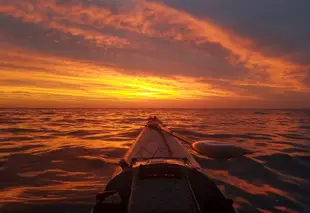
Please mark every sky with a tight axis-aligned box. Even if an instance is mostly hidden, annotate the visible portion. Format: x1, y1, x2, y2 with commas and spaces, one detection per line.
0, 0, 310, 108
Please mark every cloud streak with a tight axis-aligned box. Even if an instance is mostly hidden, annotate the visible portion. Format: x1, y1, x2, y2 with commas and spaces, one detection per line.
0, 1, 130, 48
1, 48, 245, 108
2, 0, 309, 89
0, 0, 309, 108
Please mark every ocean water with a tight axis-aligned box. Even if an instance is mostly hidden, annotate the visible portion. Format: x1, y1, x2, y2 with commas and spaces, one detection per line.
0, 109, 310, 213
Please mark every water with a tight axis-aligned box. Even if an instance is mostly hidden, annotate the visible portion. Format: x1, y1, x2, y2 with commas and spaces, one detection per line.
0, 109, 310, 213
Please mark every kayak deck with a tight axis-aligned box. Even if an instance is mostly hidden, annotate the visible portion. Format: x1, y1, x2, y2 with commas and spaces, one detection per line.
97, 163, 235, 213
129, 164, 199, 213
91, 117, 237, 213
123, 119, 200, 168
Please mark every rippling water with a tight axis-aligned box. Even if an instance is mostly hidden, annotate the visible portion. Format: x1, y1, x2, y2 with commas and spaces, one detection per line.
1, 109, 310, 213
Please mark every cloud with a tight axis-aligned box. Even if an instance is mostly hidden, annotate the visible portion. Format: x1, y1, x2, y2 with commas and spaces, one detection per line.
47, 22, 130, 48
0, 1, 130, 49
0, 0, 309, 108
154, 0, 310, 58
0, 11, 245, 80
137, 1, 309, 90
0, 48, 245, 108
3, 0, 308, 90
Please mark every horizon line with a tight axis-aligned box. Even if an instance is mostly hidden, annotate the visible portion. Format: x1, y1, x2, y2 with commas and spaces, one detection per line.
0, 107, 310, 110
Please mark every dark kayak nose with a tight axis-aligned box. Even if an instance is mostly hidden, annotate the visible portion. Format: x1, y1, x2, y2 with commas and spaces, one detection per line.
91, 163, 237, 213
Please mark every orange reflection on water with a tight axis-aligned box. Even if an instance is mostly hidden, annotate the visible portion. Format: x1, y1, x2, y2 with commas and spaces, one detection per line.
233, 197, 252, 209
1, 109, 309, 212
256, 208, 273, 213
207, 169, 298, 203
0, 181, 107, 204
274, 206, 300, 213
1, 187, 26, 203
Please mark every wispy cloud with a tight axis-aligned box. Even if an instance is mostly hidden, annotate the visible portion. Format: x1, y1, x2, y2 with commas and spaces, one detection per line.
0, 48, 245, 108
2, 0, 308, 89
0, 1, 130, 48
0, 0, 309, 107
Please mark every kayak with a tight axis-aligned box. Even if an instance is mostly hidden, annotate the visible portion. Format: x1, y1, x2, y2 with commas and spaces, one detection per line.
91, 117, 238, 213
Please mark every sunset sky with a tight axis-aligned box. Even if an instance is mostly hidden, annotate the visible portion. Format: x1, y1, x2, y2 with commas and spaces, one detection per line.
0, 0, 309, 108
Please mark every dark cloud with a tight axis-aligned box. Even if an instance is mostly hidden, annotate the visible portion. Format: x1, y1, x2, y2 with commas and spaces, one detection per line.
0, 13, 250, 80
152, 0, 310, 65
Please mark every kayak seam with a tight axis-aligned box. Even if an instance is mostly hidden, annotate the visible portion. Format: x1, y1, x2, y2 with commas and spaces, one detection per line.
149, 125, 173, 157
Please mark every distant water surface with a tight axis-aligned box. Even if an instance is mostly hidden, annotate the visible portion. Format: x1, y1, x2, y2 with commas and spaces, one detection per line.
0, 109, 310, 213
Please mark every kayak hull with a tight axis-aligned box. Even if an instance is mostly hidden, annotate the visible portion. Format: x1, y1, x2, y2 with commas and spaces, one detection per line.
91, 117, 237, 213
123, 120, 200, 169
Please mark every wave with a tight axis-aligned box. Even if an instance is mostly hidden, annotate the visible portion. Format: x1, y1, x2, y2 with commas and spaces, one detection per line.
254, 111, 269, 115
64, 130, 102, 137
279, 133, 310, 140
174, 129, 273, 141
0, 144, 45, 153
300, 125, 310, 130
1, 108, 310, 212
257, 153, 310, 180
0, 128, 58, 134
0, 136, 34, 142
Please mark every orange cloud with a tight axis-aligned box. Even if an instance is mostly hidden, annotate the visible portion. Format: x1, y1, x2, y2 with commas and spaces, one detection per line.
0, 1, 130, 48
1, 0, 309, 108
125, 2, 309, 90
1, 48, 246, 108
2, 0, 307, 91
48, 21, 130, 47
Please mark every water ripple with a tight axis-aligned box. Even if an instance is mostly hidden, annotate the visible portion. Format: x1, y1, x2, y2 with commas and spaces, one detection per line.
1, 109, 310, 213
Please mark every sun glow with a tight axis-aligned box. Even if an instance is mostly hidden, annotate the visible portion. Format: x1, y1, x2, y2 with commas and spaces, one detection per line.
1, 0, 309, 108
0, 48, 238, 107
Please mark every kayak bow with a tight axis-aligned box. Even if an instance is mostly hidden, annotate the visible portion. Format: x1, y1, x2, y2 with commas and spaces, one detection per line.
91, 117, 238, 213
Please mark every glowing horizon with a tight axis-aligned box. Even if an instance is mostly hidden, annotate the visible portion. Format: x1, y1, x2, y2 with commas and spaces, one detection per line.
0, 0, 309, 108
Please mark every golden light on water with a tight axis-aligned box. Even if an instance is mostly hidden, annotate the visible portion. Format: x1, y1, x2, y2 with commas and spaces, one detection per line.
1, 108, 309, 211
